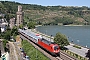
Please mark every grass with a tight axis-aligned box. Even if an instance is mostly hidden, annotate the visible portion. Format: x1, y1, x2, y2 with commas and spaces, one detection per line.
21, 40, 50, 60
73, 45, 81, 49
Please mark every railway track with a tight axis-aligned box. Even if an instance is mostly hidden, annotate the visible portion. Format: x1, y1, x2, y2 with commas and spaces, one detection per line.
60, 51, 77, 60
20, 32, 78, 60
20, 34, 62, 60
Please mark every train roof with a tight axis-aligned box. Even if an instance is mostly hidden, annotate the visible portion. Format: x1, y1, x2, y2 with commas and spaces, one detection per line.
28, 32, 40, 39
41, 38, 55, 45
19, 29, 41, 40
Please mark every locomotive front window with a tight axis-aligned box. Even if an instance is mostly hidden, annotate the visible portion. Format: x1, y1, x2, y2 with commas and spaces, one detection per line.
54, 46, 58, 50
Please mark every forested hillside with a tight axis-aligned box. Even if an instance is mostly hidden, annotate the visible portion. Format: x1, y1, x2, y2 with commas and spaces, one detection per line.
0, 1, 90, 25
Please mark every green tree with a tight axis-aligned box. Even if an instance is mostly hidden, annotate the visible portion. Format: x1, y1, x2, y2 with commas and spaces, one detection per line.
27, 21, 36, 29
19, 24, 24, 29
3, 39, 8, 49
11, 26, 18, 36
54, 32, 69, 47
4, 30, 11, 40
2, 39, 9, 52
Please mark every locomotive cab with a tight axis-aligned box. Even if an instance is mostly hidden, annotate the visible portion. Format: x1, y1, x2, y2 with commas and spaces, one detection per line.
54, 45, 60, 53
50, 44, 60, 55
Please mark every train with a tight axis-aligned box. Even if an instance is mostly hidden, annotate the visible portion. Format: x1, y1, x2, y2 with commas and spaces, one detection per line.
18, 29, 60, 56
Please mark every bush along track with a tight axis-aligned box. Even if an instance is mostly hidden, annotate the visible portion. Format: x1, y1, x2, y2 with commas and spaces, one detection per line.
21, 40, 49, 60
63, 50, 87, 60
73, 45, 81, 49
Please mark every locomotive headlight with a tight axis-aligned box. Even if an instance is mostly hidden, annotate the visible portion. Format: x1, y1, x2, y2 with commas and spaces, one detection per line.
54, 51, 55, 52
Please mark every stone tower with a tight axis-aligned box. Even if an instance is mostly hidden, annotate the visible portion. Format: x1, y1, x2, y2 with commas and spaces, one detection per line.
9, 18, 15, 29
16, 5, 23, 26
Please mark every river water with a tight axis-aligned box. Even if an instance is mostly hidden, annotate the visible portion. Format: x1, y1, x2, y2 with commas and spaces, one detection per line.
37, 25, 90, 48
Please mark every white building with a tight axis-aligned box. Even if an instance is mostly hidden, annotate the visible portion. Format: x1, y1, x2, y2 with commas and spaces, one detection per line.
0, 18, 8, 32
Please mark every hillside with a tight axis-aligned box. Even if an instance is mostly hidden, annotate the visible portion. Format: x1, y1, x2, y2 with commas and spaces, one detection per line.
0, 1, 90, 25
24, 6, 90, 25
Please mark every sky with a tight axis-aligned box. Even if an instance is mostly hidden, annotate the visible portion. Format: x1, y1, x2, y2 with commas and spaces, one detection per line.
1, 0, 90, 7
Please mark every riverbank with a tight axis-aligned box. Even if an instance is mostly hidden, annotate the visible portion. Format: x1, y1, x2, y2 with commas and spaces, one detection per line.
35, 25, 42, 27
35, 25, 90, 27
64, 25, 90, 26
64, 25, 84, 26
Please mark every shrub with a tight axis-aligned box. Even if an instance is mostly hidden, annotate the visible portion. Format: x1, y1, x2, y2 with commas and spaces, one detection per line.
73, 45, 81, 49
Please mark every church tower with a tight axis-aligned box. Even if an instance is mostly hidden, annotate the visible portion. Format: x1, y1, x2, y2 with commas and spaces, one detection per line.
16, 5, 23, 26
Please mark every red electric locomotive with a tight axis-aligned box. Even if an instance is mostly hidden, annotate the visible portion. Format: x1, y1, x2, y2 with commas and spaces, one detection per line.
38, 38, 60, 55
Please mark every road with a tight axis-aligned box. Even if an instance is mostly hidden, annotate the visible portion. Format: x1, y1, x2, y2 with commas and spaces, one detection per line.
65, 43, 89, 57
9, 42, 18, 60
0, 39, 5, 55
9, 41, 25, 60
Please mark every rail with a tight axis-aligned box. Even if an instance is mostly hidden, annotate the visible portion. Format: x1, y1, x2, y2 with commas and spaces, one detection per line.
60, 50, 77, 60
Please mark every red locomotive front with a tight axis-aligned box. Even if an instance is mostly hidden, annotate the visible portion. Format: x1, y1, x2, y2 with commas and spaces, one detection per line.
38, 38, 60, 56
